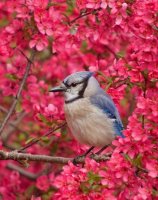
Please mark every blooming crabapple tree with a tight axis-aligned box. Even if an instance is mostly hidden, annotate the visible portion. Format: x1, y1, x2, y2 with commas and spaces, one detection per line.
0, 0, 158, 199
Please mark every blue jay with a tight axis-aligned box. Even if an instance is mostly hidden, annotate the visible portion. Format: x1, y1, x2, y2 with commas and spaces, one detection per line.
50, 71, 124, 156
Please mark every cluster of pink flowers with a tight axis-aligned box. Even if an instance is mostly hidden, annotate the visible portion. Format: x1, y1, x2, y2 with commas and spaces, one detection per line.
0, 0, 158, 199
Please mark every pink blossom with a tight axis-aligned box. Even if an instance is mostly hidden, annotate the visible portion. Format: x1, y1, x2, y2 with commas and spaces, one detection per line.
37, 22, 53, 36
36, 175, 50, 191
31, 196, 42, 200
0, 0, 158, 199
44, 103, 58, 116
29, 35, 48, 51
146, 162, 158, 178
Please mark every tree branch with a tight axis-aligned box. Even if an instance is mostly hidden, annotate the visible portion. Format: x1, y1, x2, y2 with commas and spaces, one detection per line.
0, 50, 36, 135
0, 150, 110, 164
7, 163, 54, 180
7, 163, 40, 180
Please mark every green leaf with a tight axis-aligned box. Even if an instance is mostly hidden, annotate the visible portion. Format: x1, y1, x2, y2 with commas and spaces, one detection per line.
91, 184, 101, 192
123, 153, 133, 164
47, 2, 56, 8
80, 40, 88, 52
124, 153, 142, 168
80, 182, 90, 194
5, 74, 18, 81
16, 100, 22, 112
42, 191, 54, 200
116, 51, 125, 58
132, 154, 142, 168
152, 189, 158, 197
125, 64, 133, 70
0, 18, 9, 27
120, 98, 128, 107
105, 82, 113, 91
25, 137, 36, 145
126, 8, 132, 16
66, 0, 76, 15
40, 136, 49, 143
19, 132, 27, 141
38, 114, 53, 126
87, 171, 101, 185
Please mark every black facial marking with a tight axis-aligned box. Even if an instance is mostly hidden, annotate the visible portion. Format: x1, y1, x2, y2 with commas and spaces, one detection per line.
71, 82, 78, 87
78, 78, 89, 97
65, 77, 90, 104
63, 80, 83, 88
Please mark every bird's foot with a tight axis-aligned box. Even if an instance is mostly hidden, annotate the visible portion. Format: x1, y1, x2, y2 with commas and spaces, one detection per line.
72, 146, 95, 167
90, 152, 112, 159
89, 152, 97, 159
73, 155, 86, 167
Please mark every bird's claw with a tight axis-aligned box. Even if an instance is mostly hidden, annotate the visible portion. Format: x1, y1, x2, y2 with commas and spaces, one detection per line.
89, 153, 96, 159
72, 155, 85, 167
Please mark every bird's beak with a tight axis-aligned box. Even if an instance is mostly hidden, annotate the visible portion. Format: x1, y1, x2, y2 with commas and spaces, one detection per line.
49, 85, 67, 92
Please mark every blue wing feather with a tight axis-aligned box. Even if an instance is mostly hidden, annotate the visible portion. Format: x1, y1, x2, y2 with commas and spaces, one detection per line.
90, 93, 124, 138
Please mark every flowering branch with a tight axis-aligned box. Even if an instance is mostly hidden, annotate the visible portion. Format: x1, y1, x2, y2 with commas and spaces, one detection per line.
0, 50, 36, 135
17, 122, 66, 152
0, 150, 110, 164
104, 45, 118, 60
70, 8, 101, 24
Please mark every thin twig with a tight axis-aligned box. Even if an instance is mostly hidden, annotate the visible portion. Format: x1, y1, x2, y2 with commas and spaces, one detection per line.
70, 8, 101, 24
142, 72, 148, 129
0, 106, 8, 113
104, 45, 119, 60
1, 111, 26, 143
0, 150, 111, 164
17, 122, 66, 152
113, 77, 129, 89
17, 48, 34, 64
0, 50, 35, 135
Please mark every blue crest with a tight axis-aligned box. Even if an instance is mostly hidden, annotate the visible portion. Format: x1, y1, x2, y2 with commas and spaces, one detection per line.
63, 71, 93, 86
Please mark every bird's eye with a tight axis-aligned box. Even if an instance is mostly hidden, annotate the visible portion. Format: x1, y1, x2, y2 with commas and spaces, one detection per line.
71, 83, 77, 87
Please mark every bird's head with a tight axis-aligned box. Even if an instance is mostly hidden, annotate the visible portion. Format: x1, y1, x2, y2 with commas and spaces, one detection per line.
50, 71, 101, 103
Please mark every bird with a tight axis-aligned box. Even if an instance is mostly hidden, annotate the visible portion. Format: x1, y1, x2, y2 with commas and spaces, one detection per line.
50, 71, 124, 157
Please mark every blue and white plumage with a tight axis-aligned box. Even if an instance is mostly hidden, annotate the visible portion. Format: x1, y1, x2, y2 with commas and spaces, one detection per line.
50, 71, 124, 147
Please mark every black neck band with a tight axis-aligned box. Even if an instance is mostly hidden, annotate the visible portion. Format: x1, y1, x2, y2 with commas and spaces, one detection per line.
65, 96, 83, 104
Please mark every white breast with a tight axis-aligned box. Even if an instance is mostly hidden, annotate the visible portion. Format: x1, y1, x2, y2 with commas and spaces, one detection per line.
64, 98, 115, 147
